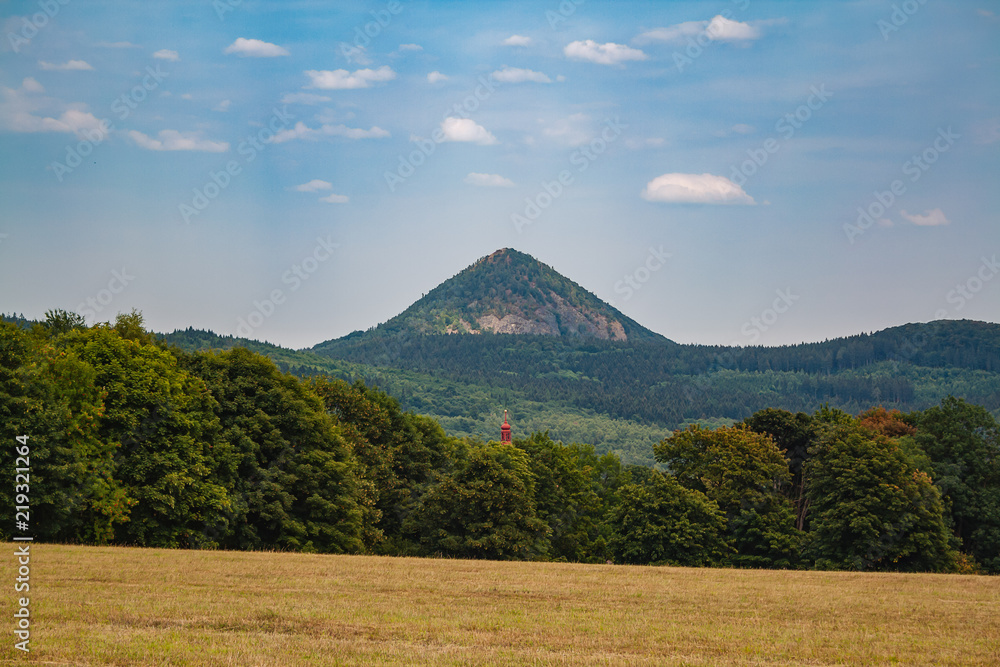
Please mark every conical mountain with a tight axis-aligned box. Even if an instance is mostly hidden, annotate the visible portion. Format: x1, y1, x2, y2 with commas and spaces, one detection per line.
332, 248, 667, 343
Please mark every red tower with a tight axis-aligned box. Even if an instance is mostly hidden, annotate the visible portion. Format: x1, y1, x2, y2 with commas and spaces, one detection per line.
500, 409, 511, 442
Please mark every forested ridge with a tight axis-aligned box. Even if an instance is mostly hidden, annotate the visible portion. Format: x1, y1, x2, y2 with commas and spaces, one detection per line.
2, 311, 999, 573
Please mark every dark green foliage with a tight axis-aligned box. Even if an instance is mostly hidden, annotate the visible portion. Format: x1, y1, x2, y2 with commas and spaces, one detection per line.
6, 311, 999, 572
655, 425, 803, 568
0, 322, 128, 543
402, 441, 549, 560
608, 472, 729, 566
804, 420, 957, 572
64, 324, 231, 548
907, 397, 1000, 572
178, 349, 364, 554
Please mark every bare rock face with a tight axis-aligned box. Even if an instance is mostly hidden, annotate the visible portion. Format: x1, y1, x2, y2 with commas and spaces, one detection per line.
360, 248, 666, 343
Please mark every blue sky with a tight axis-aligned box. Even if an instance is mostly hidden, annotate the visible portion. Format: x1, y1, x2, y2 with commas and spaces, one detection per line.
1, 0, 997, 348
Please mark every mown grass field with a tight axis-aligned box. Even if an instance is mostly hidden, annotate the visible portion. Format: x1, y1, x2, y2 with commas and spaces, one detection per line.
2, 544, 998, 665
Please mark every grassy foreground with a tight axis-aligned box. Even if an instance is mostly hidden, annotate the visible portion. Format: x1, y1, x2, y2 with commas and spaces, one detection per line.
2, 544, 998, 665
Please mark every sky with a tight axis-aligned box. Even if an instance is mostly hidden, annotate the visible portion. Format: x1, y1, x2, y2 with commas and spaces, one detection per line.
0, 0, 998, 349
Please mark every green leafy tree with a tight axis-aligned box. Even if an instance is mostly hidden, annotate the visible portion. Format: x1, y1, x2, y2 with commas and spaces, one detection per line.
804, 421, 957, 571
655, 425, 803, 567
180, 349, 364, 554
608, 472, 728, 566
0, 322, 128, 543
514, 432, 613, 562
743, 408, 818, 529
65, 325, 231, 548
907, 397, 1000, 572
403, 441, 548, 559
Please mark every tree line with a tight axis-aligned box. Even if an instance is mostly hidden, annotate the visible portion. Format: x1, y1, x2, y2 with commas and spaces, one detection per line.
2, 311, 997, 572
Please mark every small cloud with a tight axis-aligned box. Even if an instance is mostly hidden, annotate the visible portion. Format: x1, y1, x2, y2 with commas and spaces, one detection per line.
641, 172, 755, 205
21, 77, 43, 93
502, 35, 532, 47
543, 113, 591, 147
877, 218, 894, 227
180, 93, 193, 100
556, 74, 566, 82
128, 129, 229, 152
95, 41, 139, 48
440, 117, 498, 145
900, 208, 950, 226
464, 172, 515, 187
214, 99, 231, 112
625, 137, 665, 149
491, 66, 551, 83
971, 117, 1000, 145
281, 92, 332, 105
427, 71, 449, 84
38, 60, 94, 71
224, 38, 290, 58
731, 123, 755, 134
293, 179, 333, 192
271, 121, 390, 143
304, 66, 396, 89
564, 40, 647, 65
153, 49, 179, 62
635, 15, 762, 45
319, 193, 349, 203
398, 43, 423, 51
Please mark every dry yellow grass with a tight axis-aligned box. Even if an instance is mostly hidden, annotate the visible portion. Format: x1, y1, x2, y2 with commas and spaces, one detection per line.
1, 544, 998, 665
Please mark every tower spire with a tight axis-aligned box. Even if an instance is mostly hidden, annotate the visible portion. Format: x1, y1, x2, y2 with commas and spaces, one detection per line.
501, 409, 511, 442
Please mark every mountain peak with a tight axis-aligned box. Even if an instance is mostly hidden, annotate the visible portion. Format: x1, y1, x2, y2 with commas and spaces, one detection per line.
342, 248, 666, 343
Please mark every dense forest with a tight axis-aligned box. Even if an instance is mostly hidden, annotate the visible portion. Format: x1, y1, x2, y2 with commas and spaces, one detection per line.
3, 311, 998, 573
156, 320, 1000, 467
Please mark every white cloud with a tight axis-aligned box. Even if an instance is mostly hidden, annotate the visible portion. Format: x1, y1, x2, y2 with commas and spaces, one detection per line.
398, 43, 423, 51
128, 129, 229, 152
427, 71, 449, 84
304, 66, 396, 90
900, 208, 950, 226
0, 85, 105, 139
21, 77, 43, 93
635, 15, 762, 44
224, 38, 290, 58
641, 173, 755, 205
293, 179, 333, 192
270, 121, 390, 143
464, 172, 515, 187
319, 193, 349, 203
491, 66, 551, 84
564, 40, 647, 65
214, 99, 231, 112
280, 92, 332, 105
439, 117, 498, 145
543, 113, 591, 147
38, 60, 94, 71
502, 35, 532, 47
153, 49, 179, 62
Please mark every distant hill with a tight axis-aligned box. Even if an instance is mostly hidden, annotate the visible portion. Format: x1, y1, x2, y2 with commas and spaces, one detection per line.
320, 248, 667, 345
164, 319, 1000, 466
